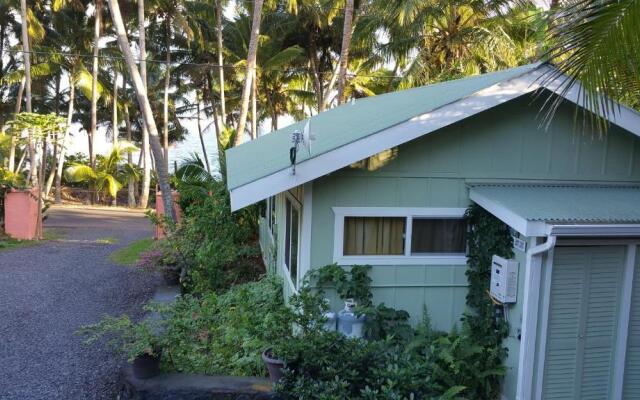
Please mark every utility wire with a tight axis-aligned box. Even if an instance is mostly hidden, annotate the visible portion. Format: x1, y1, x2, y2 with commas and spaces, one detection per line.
1, 48, 406, 79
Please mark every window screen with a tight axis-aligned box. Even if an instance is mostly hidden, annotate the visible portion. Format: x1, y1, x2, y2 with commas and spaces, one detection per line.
285, 198, 299, 286
411, 218, 466, 254
343, 217, 405, 256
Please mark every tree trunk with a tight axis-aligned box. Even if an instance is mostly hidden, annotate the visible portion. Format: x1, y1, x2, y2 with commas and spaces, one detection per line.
336, 0, 354, 105
44, 74, 62, 198
113, 70, 119, 144
124, 101, 136, 207
8, 76, 25, 173
90, 0, 102, 170
138, 0, 151, 209
107, 0, 175, 221
234, 0, 264, 146
196, 98, 211, 174
308, 41, 324, 112
163, 18, 171, 172
251, 70, 257, 139
20, 0, 35, 185
55, 72, 76, 204
216, 0, 226, 121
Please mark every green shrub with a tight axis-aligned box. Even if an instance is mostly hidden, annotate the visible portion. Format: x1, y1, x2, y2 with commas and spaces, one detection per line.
155, 275, 295, 376
173, 180, 263, 294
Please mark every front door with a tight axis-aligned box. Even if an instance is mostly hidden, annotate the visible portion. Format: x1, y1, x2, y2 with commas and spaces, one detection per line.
541, 246, 626, 399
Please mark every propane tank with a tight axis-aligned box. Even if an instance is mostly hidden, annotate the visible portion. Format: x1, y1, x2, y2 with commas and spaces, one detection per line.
322, 311, 337, 331
337, 299, 365, 338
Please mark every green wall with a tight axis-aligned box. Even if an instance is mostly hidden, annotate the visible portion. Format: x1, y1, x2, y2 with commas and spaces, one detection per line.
309, 94, 640, 330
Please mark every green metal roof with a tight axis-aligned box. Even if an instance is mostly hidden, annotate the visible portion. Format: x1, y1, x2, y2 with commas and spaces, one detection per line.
226, 63, 542, 190
469, 184, 640, 224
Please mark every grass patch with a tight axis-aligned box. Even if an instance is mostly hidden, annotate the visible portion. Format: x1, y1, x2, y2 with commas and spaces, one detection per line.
109, 238, 154, 266
96, 237, 119, 244
0, 229, 64, 252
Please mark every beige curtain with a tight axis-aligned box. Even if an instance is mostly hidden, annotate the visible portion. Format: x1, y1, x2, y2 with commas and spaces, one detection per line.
344, 217, 405, 255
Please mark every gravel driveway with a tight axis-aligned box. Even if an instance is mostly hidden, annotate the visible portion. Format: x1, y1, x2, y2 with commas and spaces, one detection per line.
0, 206, 162, 400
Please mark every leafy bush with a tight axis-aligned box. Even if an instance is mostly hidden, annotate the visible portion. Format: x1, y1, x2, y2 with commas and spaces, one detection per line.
159, 159, 263, 294
78, 315, 161, 362
155, 275, 295, 376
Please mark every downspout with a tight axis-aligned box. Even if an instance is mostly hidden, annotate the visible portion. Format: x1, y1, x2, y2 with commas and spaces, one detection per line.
516, 234, 556, 400
527, 235, 556, 258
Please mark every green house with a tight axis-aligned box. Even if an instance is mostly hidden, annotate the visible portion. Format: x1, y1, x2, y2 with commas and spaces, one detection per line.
225, 63, 640, 400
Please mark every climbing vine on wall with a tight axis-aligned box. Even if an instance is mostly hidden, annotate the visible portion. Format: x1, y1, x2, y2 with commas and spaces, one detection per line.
464, 203, 515, 395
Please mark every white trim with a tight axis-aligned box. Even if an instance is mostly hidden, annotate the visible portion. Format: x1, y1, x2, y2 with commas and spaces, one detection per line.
229, 65, 640, 211
332, 207, 467, 266
612, 245, 636, 400
229, 71, 544, 210
548, 224, 640, 237
300, 182, 313, 285
534, 245, 554, 400
283, 191, 302, 290
516, 236, 557, 400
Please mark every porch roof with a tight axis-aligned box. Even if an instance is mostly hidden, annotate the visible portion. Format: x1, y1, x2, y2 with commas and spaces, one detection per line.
468, 184, 640, 237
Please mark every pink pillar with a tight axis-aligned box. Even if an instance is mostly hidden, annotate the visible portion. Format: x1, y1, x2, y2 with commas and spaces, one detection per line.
154, 191, 182, 239
4, 188, 39, 240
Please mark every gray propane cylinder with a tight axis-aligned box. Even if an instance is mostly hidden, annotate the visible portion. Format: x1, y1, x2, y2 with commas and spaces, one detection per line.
337, 299, 365, 338
322, 311, 337, 331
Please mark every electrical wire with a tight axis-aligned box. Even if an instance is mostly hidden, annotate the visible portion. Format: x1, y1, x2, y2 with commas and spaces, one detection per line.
1, 48, 406, 79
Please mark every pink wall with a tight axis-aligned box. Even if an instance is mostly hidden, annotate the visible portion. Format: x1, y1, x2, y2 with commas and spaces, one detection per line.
154, 191, 182, 239
4, 188, 39, 240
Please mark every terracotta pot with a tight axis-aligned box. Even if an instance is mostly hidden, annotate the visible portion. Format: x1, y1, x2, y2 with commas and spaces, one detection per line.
154, 191, 182, 239
4, 188, 39, 240
132, 351, 162, 379
262, 348, 284, 383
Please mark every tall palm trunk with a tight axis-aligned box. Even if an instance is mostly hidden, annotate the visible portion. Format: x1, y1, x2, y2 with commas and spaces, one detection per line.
90, 0, 102, 170
107, 0, 175, 221
196, 98, 211, 174
124, 102, 136, 207
163, 19, 170, 172
44, 74, 62, 198
8, 76, 25, 173
251, 70, 257, 139
138, 0, 151, 209
216, 0, 226, 122
336, 0, 354, 105
112, 70, 119, 144
19, 0, 35, 185
55, 72, 75, 204
234, 0, 264, 146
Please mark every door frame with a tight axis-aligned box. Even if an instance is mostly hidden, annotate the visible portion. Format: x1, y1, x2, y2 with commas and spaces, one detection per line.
534, 240, 638, 400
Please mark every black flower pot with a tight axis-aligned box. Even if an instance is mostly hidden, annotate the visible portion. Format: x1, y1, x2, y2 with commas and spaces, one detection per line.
262, 348, 284, 383
132, 351, 162, 379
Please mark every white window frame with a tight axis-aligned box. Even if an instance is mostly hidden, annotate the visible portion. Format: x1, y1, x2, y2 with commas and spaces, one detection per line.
266, 196, 276, 239
284, 192, 302, 289
332, 207, 468, 266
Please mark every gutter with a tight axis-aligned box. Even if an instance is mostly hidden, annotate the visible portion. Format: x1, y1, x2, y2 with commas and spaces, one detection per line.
527, 235, 557, 257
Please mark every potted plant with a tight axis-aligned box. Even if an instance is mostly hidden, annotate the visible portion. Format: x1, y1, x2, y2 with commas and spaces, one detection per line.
261, 347, 285, 383
78, 315, 163, 379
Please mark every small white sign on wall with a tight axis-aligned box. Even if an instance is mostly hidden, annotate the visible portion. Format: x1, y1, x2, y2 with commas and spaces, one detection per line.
512, 236, 527, 252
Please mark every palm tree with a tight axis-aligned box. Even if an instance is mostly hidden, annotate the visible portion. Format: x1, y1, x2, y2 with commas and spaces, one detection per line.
234, 0, 264, 146
336, 0, 355, 104
65, 141, 138, 205
139, 0, 152, 209
544, 0, 640, 127
19, 0, 36, 184
107, 0, 176, 220
90, 0, 104, 170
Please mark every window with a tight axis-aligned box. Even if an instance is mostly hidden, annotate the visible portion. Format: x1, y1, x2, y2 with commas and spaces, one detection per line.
285, 197, 300, 286
268, 196, 276, 234
411, 218, 466, 254
333, 207, 468, 265
343, 217, 405, 255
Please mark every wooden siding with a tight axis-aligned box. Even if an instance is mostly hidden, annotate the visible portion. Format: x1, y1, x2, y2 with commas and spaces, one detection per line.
310, 96, 640, 330
624, 246, 640, 399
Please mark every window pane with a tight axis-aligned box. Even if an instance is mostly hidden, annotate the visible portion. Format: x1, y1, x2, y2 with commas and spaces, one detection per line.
343, 217, 405, 256
411, 218, 466, 254
290, 207, 299, 285
285, 200, 291, 268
